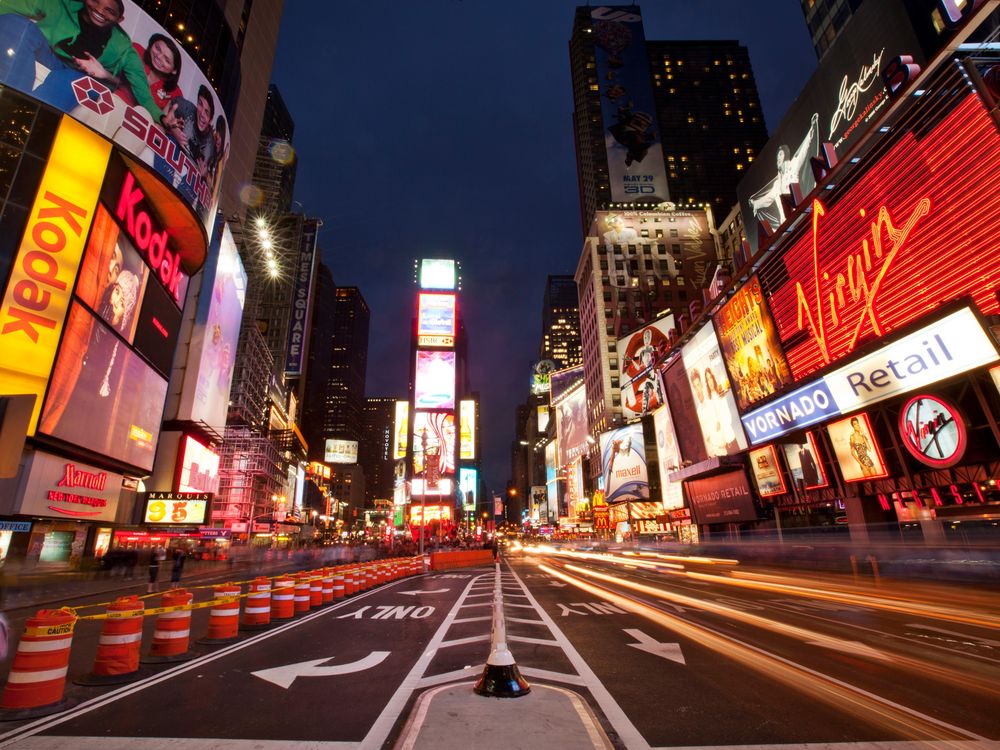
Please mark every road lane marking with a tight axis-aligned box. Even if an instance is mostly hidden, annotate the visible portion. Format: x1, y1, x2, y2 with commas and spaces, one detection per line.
516, 666, 587, 685
252, 651, 391, 689
438, 634, 490, 648
624, 629, 686, 665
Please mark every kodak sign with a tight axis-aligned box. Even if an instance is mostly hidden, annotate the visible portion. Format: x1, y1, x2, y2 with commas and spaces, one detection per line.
0, 118, 111, 434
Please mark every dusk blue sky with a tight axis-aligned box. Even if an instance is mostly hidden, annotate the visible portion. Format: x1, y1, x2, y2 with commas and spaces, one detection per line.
270, 2, 818, 494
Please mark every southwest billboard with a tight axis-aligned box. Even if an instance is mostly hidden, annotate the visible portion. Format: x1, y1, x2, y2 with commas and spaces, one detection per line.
417, 292, 457, 348
0, 0, 231, 224
176, 218, 246, 428
590, 6, 669, 204
680, 325, 747, 458
617, 315, 674, 421
713, 275, 793, 412
737, 0, 925, 255
414, 350, 455, 410
599, 423, 649, 504
758, 92, 1000, 383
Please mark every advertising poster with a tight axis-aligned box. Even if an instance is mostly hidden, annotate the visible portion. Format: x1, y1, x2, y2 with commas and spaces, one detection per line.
177, 219, 245, 428
324, 439, 359, 465
681, 325, 747, 458
412, 411, 455, 478
555, 383, 588, 466
545, 442, 559, 518
550, 365, 585, 406
459, 399, 475, 460
652, 404, 683, 510
748, 445, 787, 497
418, 293, 457, 337
599, 424, 649, 504
662, 358, 707, 465
685, 470, 758, 525
781, 432, 829, 490
414, 350, 455, 410
459, 467, 478, 507
714, 275, 793, 411
177, 435, 220, 494
617, 315, 674, 421
827, 412, 890, 482
737, 0, 925, 255
0, 0, 231, 224
40, 303, 167, 470
537, 405, 550, 433
590, 6, 669, 204
393, 401, 409, 460
897, 394, 966, 468
419, 259, 456, 290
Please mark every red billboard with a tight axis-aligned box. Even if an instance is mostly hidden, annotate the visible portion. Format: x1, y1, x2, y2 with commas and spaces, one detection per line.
759, 93, 1000, 382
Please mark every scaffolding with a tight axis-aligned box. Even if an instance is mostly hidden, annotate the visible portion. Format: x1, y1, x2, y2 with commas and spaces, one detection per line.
216, 425, 283, 532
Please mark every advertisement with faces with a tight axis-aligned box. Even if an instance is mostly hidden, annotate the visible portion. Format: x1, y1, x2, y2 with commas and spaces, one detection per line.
652, 404, 683, 510
600, 423, 649, 504
617, 315, 673, 421
681, 325, 747, 458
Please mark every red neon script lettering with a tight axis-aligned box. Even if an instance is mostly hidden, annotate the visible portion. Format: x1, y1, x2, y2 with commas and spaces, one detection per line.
796, 197, 931, 364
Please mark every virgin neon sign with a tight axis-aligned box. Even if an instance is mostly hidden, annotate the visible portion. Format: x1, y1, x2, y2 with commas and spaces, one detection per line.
762, 93, 1000, 381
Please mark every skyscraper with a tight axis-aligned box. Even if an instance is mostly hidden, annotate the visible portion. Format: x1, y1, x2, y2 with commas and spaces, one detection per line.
251, 85, 298, 215
324, 288, 371, 442
569, 6, 768, 232
361, 397, 398, 505
799, 0, 865, 58
540, 276, 582, 369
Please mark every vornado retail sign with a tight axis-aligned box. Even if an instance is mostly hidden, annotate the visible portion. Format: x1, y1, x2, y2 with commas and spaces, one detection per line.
741, 307, 999, 444
0, 119, 111, 434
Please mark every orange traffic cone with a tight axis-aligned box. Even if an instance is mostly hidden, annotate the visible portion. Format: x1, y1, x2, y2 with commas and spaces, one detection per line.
198, 583, 241, 644
77, 596, 145, 685
0, 609, 76, 718
143, 589, 195, 662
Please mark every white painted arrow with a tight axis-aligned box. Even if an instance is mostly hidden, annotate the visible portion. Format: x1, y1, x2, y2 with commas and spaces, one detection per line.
252, 651, 391, 689
398, 588, 450, 596
549, 581, 567, 588
623, 628, 686, 665
806, 640, 890, 661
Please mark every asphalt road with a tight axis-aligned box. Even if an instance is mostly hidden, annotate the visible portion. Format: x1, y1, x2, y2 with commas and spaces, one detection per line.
0, 551, 996, 749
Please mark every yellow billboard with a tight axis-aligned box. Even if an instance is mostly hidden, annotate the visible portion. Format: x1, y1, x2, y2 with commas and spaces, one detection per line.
393, 400, 409, 460
0, 118, 111, 434
459, 399, 476, 460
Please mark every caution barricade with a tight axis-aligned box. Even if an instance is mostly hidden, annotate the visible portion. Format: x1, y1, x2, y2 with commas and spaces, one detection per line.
143, 589, 195, 663
344, 568, 356, 596
198, 583, 241, 644
321, 571, 334, 604
293, 576, 311, 614
332, 572, 345, 600
271, 576, 295, 620
308, 575, 323, 608
241, 577, 272, 631
0, 609, 77, 719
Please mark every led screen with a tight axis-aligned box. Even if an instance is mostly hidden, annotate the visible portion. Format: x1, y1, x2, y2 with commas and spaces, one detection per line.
459, 467, 478, 506
410, 478, 453, 497
325, 439, 359, 464
143, 495, 209, 525
0, 0, 230, 225
599, 424, 649, 504
409, 504, 452, 525
393, 401, 409, 460
419, 259, 456, 290
412, 411, 455, 479
713, 275, 793, 412
550, 365, 585, 406
748, 445, 786, 497
781, 432, 829, 490
459, 400, 475, 460
681, 325, 747, 457
418, 293, 457, 339
617, 315, 674, 421
177, 435, 220, 494
40, 303, 167, 470
414, 350, 455, 410
827, 412, 890, 483
555, 384, 588, 466
537, 405, 550, 433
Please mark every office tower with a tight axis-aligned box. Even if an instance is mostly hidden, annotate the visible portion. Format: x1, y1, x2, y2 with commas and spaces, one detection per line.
324, 288, 371, 443
569, 6, 768, 233
540, 276, 582, 369
300, 263, 337, 460
800, 0, 865, 58
360, 397, 398, 505
251, 85, 299, 215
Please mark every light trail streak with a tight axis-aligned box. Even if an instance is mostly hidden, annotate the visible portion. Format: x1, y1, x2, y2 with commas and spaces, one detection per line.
538, 561, 988, 742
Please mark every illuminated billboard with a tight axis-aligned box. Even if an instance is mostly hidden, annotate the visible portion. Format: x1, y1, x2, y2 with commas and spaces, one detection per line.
459, 400, 475, 460
827, 412, 890, 483
414, 350, 455, 410
177, 219, 246, 428
898, 394, 966, 469
713, 275, 793, 412
324, 439, 359, 464
393, 401, 409, 460
617, 315, 674, 421
142, 492, 210, 525
550, 365, 585, 405
662, 359, 706, 465
681, 325, 747, 458
686, 471, 758, 525
759, 93, 1000, 382
412, 411, 455, 479
599, 424, 649, 504
417, 292, 457, 348
177, 435, 220, 494
459, 467, 478, 506
40, 303, 167, 471
419, 259, 456, 290
410, 478, 453, 497
0, 118, 109, 434
285, 221, 318, 375
748, 446, 786, 497
590, 7, 668, 205
652, 404, 683, 510
545, 441, 558, 516
409, 503, 453, 525
555, 383, 588, 466
0, 0, 231, 224
737, 0, 925, 256
781, 432, 829, 490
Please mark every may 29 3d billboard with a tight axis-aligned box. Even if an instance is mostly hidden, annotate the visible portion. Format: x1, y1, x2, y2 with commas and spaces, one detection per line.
0, 0, 231, 224
414, 350, 455, 410
590, 6, 669, 204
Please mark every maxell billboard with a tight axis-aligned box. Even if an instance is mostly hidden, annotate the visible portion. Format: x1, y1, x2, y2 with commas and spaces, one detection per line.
737, 0, 925, 256
590, 6, 669, 204
285, 220, 319, 376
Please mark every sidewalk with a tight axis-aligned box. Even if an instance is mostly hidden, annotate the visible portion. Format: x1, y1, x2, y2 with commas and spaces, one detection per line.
395, 682, 614, 750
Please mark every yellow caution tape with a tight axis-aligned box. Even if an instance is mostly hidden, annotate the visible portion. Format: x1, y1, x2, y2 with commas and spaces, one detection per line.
75, 596, 240, 621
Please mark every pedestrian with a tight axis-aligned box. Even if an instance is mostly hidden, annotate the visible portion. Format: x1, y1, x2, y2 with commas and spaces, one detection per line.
170, 547, 186, 585
147, 546, 165, 593
125, 548, 138, 579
